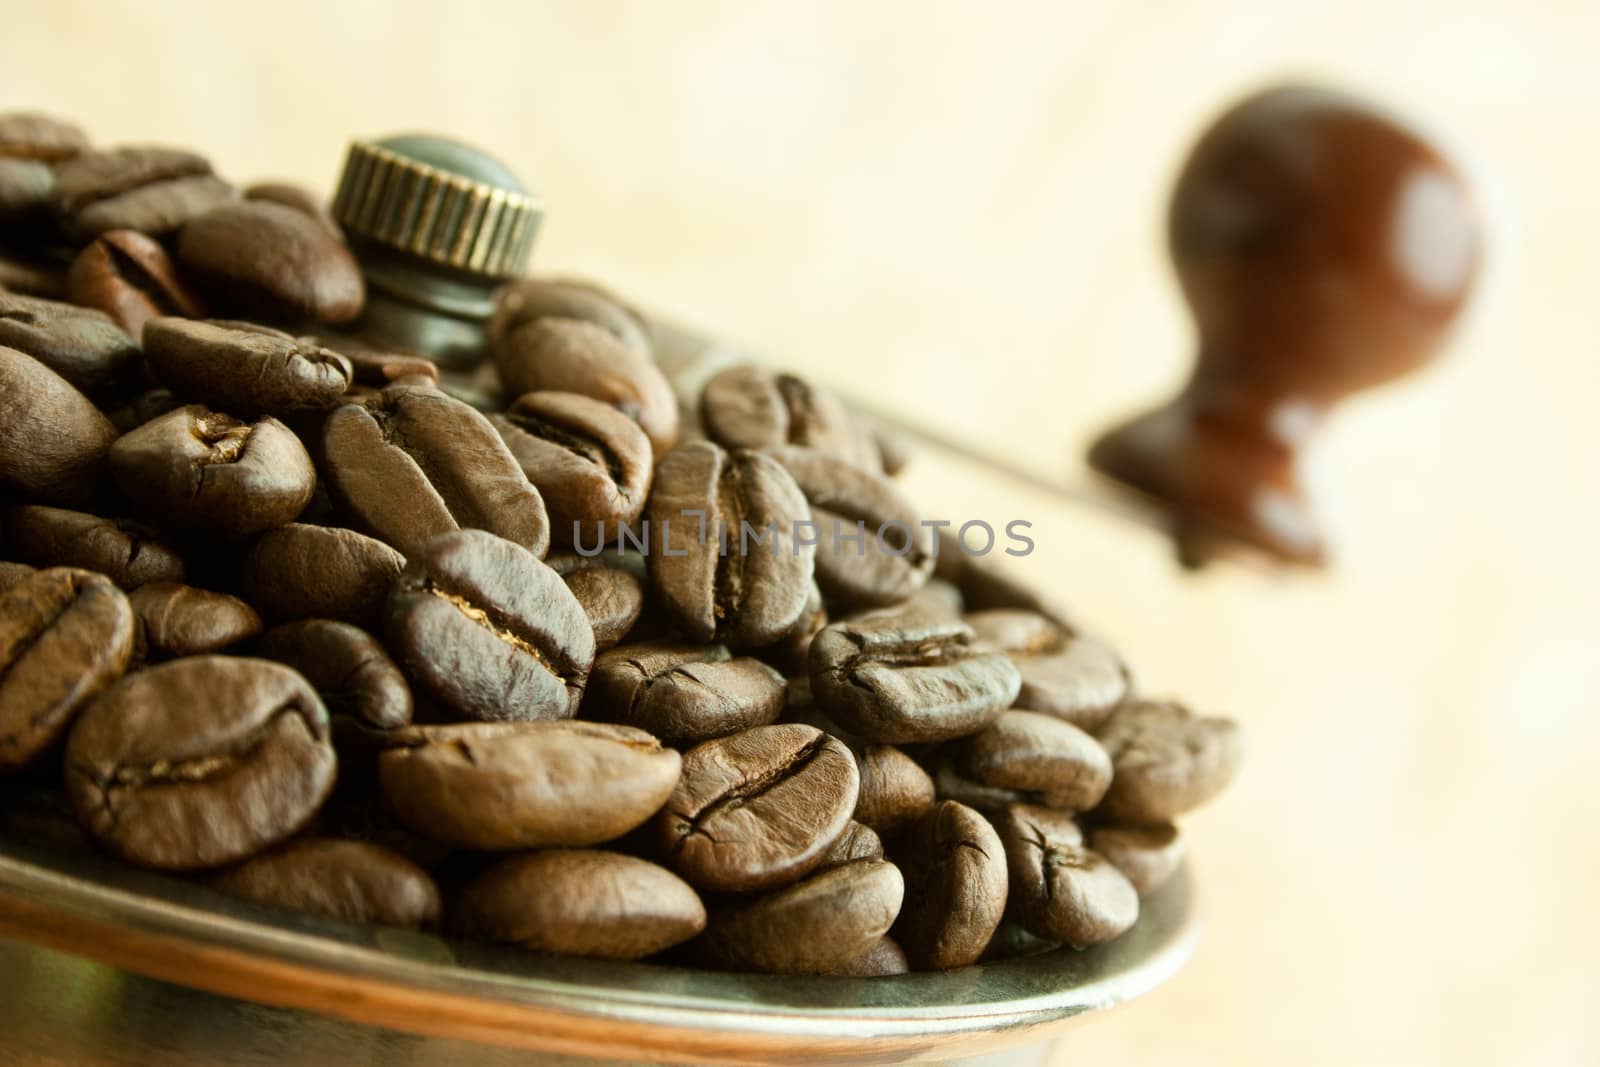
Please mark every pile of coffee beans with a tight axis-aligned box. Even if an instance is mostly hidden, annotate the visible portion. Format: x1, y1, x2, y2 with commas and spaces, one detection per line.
0, 111, 1240, 976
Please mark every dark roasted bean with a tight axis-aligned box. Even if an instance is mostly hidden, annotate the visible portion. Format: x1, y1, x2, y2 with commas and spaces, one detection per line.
0, 289, 141, 395
66, 229, 204, 339
854, 743, 937, 835
128, 582, 261, 659
809, 610, 1020, 743
1087, 822, 1185, 895
700, 365, 878, 470
966, 609, 1129, 729
322, 383, 549, 558
384, 530, 593, 722
1095, 700, 1242, 823
491, 390, 652, 548
0, 346, 118, 507
993, 803, 1138, 948
546, 552, 645, 651
243, 182, 343, 239
453, 850, 704, 961
487, 278, 654, 362
891, 800, 1008, 969
953, 709, 1112, 812
177, 201, 364, 324
54, 146, 235, 241
0, 568, 136, 774
257, 620, 412, 733
655, 723, 858, 893
109, 405, 315, 539
696, 859, 903, 974
208, 837, 440, 929
490, 317, 677, 456
379, 720, 679, 850
242, 523, 404, 627
585, 640, 786, 746
64, 655, 336, 871
765, 444, 933, 607
648, 440, 815, 648
5, 505, 185, 588
143, 317, 353, 416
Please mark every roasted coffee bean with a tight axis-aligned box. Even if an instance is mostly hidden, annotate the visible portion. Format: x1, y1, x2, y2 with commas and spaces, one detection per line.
177, 201, 364, 324
585, 640, 786, 746
696, 859, 903, 974
0, 246, 66, 298
0, 112, 88, 161
0, 289, 141, 395
809, 611, 1020, 743
953, 709, 1113, 813
143, 318, 353, 417
322, 384, 549, 558
64, 655, 336, 871
453, 850, 704, 961
488, 278, 654, 362
546, 552, 645, 651
379, 720, 678, 850
491, 391, 653, 547
763, 579, 827, 677
208, 837, 440, 929
258, 620, 411, 733
0, 346, 118, 507
993, 803, 1138, 948
929, 756, 1031, 813
700, 365, 878, 470
104, 388, 181, 434
243, 182, 342, 239
966, 610, 1129, 730
831, 935, 910, 977
385, 531, 592, 722
817, 820, 885, 868
0, 159, 56, 228
854, 743, 936, 835
0, 568, 136, 774
1095, 700, 1242, 823
109, 405, 316, 539
766, 445, 933, 607
5, 505, 185, 588
128, 582, 260, 659
490, 317, 678, 456
656, 723, 858, 893
54, 146, 235, 241
66, 229, 204, 339
1087, 822, 1184, 895
242, 523, 404, 627
648, 440, 815, 648
0, 561, 35, 593
891, 801, 1008, 970
308, 331, 437, 387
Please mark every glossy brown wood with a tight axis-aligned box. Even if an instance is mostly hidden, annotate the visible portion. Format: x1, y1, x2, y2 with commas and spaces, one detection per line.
1090, 85, 1481, 565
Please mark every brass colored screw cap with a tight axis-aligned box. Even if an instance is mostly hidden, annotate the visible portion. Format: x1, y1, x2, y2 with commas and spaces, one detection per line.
330, 134, 541, 368
332, 136, 540, 277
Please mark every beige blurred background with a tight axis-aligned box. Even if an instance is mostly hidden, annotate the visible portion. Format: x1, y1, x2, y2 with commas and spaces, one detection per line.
6, 2, 1599, 1064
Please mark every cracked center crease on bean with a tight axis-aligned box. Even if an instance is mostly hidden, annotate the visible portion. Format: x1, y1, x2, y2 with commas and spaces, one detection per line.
421, 581, 567, 684
670, 732, 829, 851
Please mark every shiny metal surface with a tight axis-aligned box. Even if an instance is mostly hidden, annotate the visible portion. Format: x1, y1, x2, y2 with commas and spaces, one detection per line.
0, 829, 1196, 1065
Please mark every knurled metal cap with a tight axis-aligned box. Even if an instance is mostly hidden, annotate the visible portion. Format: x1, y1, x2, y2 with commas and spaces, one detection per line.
331, 135, 540, 279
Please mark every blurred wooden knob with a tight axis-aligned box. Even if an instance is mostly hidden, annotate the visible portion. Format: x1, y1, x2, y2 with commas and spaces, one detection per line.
1089, 85, 1482, 566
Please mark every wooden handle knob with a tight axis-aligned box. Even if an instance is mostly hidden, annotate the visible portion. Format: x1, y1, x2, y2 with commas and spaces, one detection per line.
1089, 85, 1481, 566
